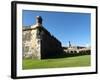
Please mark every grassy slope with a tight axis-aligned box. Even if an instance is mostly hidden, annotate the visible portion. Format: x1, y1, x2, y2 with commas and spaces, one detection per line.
22, 55, 91, 69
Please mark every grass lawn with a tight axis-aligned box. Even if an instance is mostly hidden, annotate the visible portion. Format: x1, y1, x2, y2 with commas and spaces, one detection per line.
22, 55, 91, 70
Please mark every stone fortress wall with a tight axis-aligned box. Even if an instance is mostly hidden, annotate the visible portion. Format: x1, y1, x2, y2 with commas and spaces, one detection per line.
40, 27, 63, 59
22, 16, 63, 59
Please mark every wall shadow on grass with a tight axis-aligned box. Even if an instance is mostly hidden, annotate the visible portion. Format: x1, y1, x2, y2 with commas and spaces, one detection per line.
43, 50, 91, 59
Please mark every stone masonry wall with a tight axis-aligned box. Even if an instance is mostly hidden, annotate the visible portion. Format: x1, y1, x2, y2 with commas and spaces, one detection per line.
22, 26, 63, 59
22, 16, 63, 59
22, 28, 41, 59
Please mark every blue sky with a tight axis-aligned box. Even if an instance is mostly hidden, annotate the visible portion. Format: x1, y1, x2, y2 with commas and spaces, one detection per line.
22, 10, 91, 46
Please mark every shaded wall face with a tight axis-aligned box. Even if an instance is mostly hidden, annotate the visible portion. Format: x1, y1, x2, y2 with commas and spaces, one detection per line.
40, 30, 63, 59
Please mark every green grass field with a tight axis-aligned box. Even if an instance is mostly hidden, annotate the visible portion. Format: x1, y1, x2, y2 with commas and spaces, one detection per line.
22, 55, 91, 70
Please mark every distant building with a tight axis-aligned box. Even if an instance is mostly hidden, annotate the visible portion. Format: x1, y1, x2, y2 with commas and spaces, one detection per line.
22, 16, 63, 59
63, 41, 91, 53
